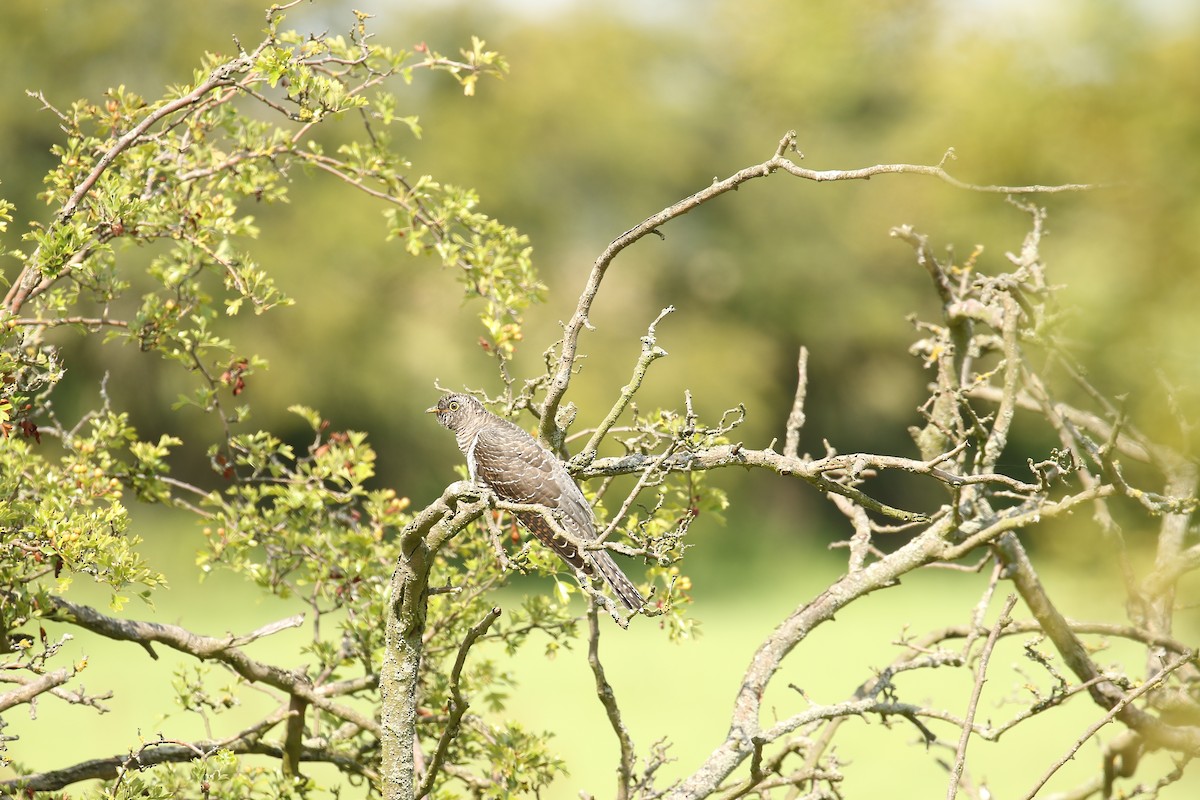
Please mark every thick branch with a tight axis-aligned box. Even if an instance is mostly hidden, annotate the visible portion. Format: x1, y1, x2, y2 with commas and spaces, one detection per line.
1020, 651, 1197, 800
381, 482, 488, 800
994, 533, 1200, 755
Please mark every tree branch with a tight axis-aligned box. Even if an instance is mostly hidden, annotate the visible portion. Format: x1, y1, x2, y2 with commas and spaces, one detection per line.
1020, 650, 1197, 800
381, 481, 489, 800
946, 594, 1018, 800
0, 668, 70, 713
586, 597, 636, 800
416, 606, 502, 799
539, 131, 1098, 447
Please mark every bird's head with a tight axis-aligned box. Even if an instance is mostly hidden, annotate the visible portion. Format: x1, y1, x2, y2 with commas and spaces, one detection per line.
426, 393, 482, 432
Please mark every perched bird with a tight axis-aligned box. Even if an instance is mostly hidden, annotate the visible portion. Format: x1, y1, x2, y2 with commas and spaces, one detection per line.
427, 393, 645, 613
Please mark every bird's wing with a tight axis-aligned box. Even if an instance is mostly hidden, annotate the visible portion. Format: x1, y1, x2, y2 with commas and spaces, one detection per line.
471, 425, 552, 502
549, 462, 597, 539
471, 425, 642, 610
471, 426, 596, 537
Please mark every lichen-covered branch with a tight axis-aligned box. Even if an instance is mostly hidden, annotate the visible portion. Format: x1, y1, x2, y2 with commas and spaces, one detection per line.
381, 482, 488, 800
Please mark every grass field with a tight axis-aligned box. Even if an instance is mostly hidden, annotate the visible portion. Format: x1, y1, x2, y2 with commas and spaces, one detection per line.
5, 508, 1198, 799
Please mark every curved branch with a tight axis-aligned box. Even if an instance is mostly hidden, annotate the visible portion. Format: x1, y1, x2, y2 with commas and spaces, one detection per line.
42, 599, 375, 734
539, 130, 1100, 446
0, 710, 377, 793
381, 481, 489, 800
0, 669, 70, 713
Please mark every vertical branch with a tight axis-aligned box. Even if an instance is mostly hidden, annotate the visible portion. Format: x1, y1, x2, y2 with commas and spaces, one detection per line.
281, 695, 307, 778
587, 597, 636, 800
381, 484, 486, 800
980, 295, 1021, 472
578, 306, 674, 462
381, 528, 432, 800
1144, 461, 1199, 672
783, 346, 809, 459
416, 606, 503, 799
946, 594, 1017, 800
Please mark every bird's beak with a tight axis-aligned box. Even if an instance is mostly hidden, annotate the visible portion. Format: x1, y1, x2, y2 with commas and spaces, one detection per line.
425, 405, 440, 415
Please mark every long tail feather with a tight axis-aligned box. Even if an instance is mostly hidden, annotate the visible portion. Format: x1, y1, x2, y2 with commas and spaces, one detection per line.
590, 551, 645, 611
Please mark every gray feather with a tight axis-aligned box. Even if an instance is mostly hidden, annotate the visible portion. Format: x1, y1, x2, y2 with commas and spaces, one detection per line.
429, 393, 645, 611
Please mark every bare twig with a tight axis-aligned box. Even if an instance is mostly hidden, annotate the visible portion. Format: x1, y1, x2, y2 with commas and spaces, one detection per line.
539, 132, 1098, 448
578, 306, 674, 463
946, 594, 1018, 800
1020, 650, 1196, 800
223, 614, 305, 648
587, 597, 636, 800
784, 346, 809, 459
417, 606, 503, 799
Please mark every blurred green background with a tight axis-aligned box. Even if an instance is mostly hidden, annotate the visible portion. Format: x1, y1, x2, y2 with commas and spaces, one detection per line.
3, 0, 1199, 797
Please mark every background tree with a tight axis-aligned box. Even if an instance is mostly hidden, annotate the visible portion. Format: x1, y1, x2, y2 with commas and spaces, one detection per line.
2, 2, 1199, 799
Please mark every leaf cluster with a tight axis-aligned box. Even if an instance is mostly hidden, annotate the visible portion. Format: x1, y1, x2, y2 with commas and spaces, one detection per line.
0, 5, 561, 795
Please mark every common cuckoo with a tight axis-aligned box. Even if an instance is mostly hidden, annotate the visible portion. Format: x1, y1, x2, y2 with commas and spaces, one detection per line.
427, 393, 645, 612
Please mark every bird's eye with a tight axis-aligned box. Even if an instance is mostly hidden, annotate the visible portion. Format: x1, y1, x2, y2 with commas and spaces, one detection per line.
448, 400, 460, 412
